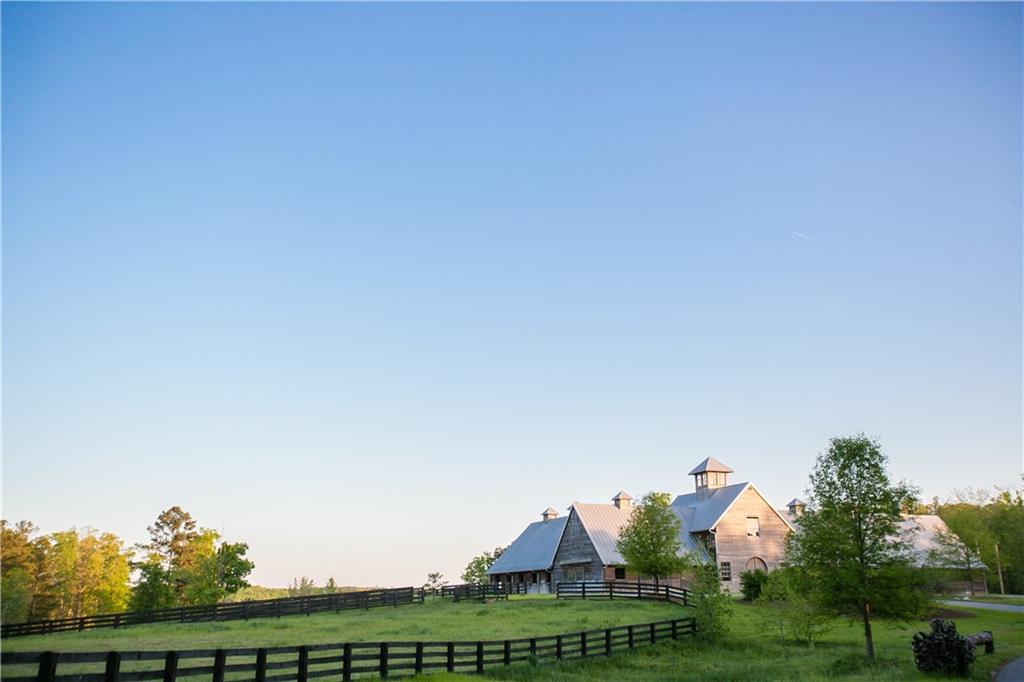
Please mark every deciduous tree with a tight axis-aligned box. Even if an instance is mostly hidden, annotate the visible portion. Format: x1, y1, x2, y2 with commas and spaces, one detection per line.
787, 434, 931, 660
616, 492, 687, 583
461, 547, 506, 585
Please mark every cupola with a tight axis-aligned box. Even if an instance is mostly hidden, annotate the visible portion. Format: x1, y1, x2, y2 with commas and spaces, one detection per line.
688, 457, 734, 499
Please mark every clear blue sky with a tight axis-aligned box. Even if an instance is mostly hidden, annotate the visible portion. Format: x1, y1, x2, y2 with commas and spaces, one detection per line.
3, 2, 1021, 588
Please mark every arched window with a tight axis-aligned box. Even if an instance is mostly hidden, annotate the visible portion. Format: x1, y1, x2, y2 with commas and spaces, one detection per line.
745, 557, 768, 572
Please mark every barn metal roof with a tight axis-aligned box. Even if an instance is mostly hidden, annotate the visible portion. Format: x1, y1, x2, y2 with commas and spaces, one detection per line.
687, 457, 734, 475
900, 514, 987, 569
671, 482, 750, 531
572, 501, 711, 565
572, 503, 634, 565
486, 516, 568, 575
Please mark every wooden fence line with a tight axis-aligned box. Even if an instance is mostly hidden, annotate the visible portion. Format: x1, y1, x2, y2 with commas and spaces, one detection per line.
438, 583, 527, 602
1, 588, 424, 639
555, 581, 692, 607
0, 616, 697, 681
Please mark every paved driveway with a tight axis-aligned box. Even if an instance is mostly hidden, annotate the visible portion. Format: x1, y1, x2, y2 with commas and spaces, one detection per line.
940, 600, 1024, 614
995, 656, 1024, 681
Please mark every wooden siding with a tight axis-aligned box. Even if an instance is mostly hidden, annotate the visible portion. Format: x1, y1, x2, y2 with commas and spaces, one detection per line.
551, 509, 605, 583
711, 487, 790, 592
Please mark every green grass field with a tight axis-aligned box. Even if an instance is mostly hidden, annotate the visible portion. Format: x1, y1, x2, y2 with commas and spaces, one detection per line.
463, 600, 1024, 682
3, 596, 1021, 681
0, 596, 678, 652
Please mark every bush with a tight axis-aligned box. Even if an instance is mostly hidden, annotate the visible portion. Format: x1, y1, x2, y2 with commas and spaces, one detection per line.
912, 619, 975, 677
690, 563, 732, 642
754, 568, 833, 647
739, 569, 769, 600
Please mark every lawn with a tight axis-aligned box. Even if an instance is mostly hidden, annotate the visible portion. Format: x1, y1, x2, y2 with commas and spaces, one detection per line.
3, 597, 1021, 681
0, 596, 679, 652
452, 600, 1023, 682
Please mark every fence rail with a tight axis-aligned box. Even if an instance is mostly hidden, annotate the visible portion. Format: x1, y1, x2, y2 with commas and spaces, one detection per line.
0, 616, 696, 682
438, 583, 527, 601
556, 581, 692, 607
1, 588, 424, 639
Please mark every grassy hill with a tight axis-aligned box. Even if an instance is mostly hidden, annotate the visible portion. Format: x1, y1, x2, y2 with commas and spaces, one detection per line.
1, 596, 678, 652
466, 602, 1023, 682
3, 597, 1021, 681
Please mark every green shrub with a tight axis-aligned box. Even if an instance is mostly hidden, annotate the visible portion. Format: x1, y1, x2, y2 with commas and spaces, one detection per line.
912, 619, 975, 677
739, 569, 768, 600
754, 568, 833, 647
691, 563, 732, 642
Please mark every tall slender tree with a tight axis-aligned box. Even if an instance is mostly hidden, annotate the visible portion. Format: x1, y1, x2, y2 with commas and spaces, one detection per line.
787, 434, 931, 660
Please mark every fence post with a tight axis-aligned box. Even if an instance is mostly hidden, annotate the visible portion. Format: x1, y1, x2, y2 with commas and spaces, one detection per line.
411, 643, 422, 674
213, 650, 226, 682
649, 623, 656, 644
672, 620, 678, 640
637, 582, 641, 599
605, 629, 612, 656
104, 651, 120, 682
628, 625, 634, 649
582, 582, 587, 600
503, 640, 511, 666
475, 642, 484, 674
380, 643, 389, 678
254, 649, 266, 682
78, 617, 85, 632
608, 582, 613, 600
297, 646, 308, 682
162, 651, 178, 682
555, 635, 563, 660
529, 638, 537, 657
342, 644, 352, 682
37, 651, 58, 682
113, 614, 121, 629
580, 631, 587, 657
446, 643, 454, 673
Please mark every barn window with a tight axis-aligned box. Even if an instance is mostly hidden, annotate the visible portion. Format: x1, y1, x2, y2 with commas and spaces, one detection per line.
614, 567, 626, 580
719, 562, 731, 581
746, 517, 760, 537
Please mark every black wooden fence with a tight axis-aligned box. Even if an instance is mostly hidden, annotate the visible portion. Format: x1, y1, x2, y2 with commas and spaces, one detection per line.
556, 581, 692, 607
438, 583, 527, 602
0, 616, 696, 682
1, 588, 424, 639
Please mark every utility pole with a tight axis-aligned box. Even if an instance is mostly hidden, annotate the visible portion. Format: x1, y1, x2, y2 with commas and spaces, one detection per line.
994, 542, 1006, 595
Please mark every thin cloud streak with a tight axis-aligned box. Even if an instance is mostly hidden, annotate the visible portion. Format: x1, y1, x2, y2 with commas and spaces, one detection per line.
792, 230, 819, 244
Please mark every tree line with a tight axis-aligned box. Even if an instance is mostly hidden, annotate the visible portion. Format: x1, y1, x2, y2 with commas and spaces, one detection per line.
1, 506, 254, 625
